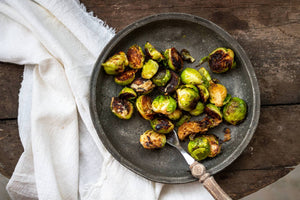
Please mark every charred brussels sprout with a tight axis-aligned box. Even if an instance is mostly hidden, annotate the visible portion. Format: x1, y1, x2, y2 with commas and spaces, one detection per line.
152, 69, 171, 87
127, 44, 145, 69
159, 70, 181, 95
144, 42, 165, 62
114, 69, 136, 85
175, 114, 191, 127
205, 104, 223, 120
180, 68, 203, 85
140, 130, 166, 149
110, 97, 133, 119
130, 77, 155, 94
142, 59, 159, 79
167, 109, 182, 121
203, 135, 221, 157
209, 83, 227, 107
200, 47, 236, 73
197, 85, 210, 103
152, 95, 177, 115
102, 51, 128, 75
176, 85, 200, 111
189, 101, 205, 116
118, 87, 137, 100
136, 95, 155, 120
150, 118, 174, 134
180, 49, 195, 63
223, 97, 247, 125
164, 47, 183, 71
188, 137, 211, 161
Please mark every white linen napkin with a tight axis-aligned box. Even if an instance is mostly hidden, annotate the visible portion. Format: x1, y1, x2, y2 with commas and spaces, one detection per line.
0, 0, 214, 199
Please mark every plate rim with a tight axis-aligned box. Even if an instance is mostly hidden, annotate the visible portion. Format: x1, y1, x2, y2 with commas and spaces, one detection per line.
90, 12, 261, 183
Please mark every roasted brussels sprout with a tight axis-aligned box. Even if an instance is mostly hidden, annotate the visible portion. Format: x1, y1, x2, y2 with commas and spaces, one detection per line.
136, 95, 155, 120
176, 85, 200, 111
198, 67, 212, 82
150, 118, 174, 134
189, 101, 205, 116
203, 135, 221, 158
208, 83, 227, 107
152, 95, 177, 115
167, 109, 182, 121
205, 104, 223, 120
144, 42, 165, 62
127, 44, 145, 69
196, 85, 210, 103
110, 97, 133, 119
175, 114, 191, 127
114, 69, 136, 85
152, 69, 171, 86
102, 51, 128, 75
164, 47, 183, 71
200, 47, 236, 73
188, 136, 210, 161
130, 77, 155, 94
178, 121, 202, 140
158, 70, 180, 95
180, 49, 195, 63
142, 59, 159, 79
223, 97, 247, 125
223, 94, 232, 106
118, 87, 137, 100
180, 68, 203, 85
140, 130, 166, 149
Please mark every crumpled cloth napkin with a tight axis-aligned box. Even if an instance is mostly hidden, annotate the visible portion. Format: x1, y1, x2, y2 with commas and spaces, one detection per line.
0, 0, 214, 199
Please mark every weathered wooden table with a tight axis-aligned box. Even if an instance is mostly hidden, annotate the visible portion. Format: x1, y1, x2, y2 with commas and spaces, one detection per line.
0, 0, 299, 199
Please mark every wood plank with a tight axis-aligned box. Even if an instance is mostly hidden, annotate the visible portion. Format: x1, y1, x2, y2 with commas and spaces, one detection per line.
0, 105, 298, 198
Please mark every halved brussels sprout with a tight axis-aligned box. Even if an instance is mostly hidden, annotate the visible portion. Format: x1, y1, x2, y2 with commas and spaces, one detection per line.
118, 87, 137, 100
203, 135, 221, 158
197, 85, 210, 103
142, 59, 159, 79
152, 95, 177, 115
152, 69, 171, 87
164, 47, 183, 71
127, 44, 145, 69
167, 109, 182, 121
144, 42, 165, 62
136, 95, 155, 120
140, 130, 166, 149
205, 104, 223, 120
180, 68, 203, 85
114, 69, 136, 85
175, 114, 191, 127
188, 136, 211, 161
102, 51, 128, 75
198, 67, 212, 82
223, 94, 232, 106
176, 85, 200, 111
200, 47, 236, 73
110, 97, 133, 119
130, 77, 155, 94
209, 83, 227, 107
159, 70, 181, 95
150, 118, 174, 134
223, 97, 247, 125
189, 101, 205, 116
180, 49, 195, 63
178, 121, 202, 140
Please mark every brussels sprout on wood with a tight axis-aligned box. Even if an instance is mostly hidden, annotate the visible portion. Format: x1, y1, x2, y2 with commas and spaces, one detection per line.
118, 87, 137, 100
188, 137, 211, 161
152, 69, 171, 87
176, 85, 200, 111
180, 68, 203, 85
208, 83, 227, 107
127, 44, 145, 69
130, 77, 155, 94
102, 51, 128, 75
110, 97, 133, 120
136, 95, 155, 120
142, 59, 159, 79
150, 118, 174, 134
180, 49, 195, 63
223, 97, 247, 125
140, 130, 166, 149
144, 42, 165, 62
164, 47, 183, 71
152, 95, 177, 115
114, 69, 136, 85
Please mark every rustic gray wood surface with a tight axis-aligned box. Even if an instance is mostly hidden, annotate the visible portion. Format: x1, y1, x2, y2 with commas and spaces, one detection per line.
0, 0, 299, 199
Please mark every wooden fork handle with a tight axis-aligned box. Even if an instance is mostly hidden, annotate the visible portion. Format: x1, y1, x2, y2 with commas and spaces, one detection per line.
190, 161, 232, 200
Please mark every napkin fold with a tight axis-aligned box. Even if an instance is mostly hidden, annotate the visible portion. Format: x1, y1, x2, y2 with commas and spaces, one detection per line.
0, 0, 213, 199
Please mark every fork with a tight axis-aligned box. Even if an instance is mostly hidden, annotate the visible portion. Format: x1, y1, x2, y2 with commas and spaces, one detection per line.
167, 130, 231, 200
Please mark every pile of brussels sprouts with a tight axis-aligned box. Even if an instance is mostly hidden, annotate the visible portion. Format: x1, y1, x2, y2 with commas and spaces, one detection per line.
102, 42, 247, 161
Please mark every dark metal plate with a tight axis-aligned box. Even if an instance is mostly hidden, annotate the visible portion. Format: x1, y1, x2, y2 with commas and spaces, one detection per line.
90, 13, 260, 183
